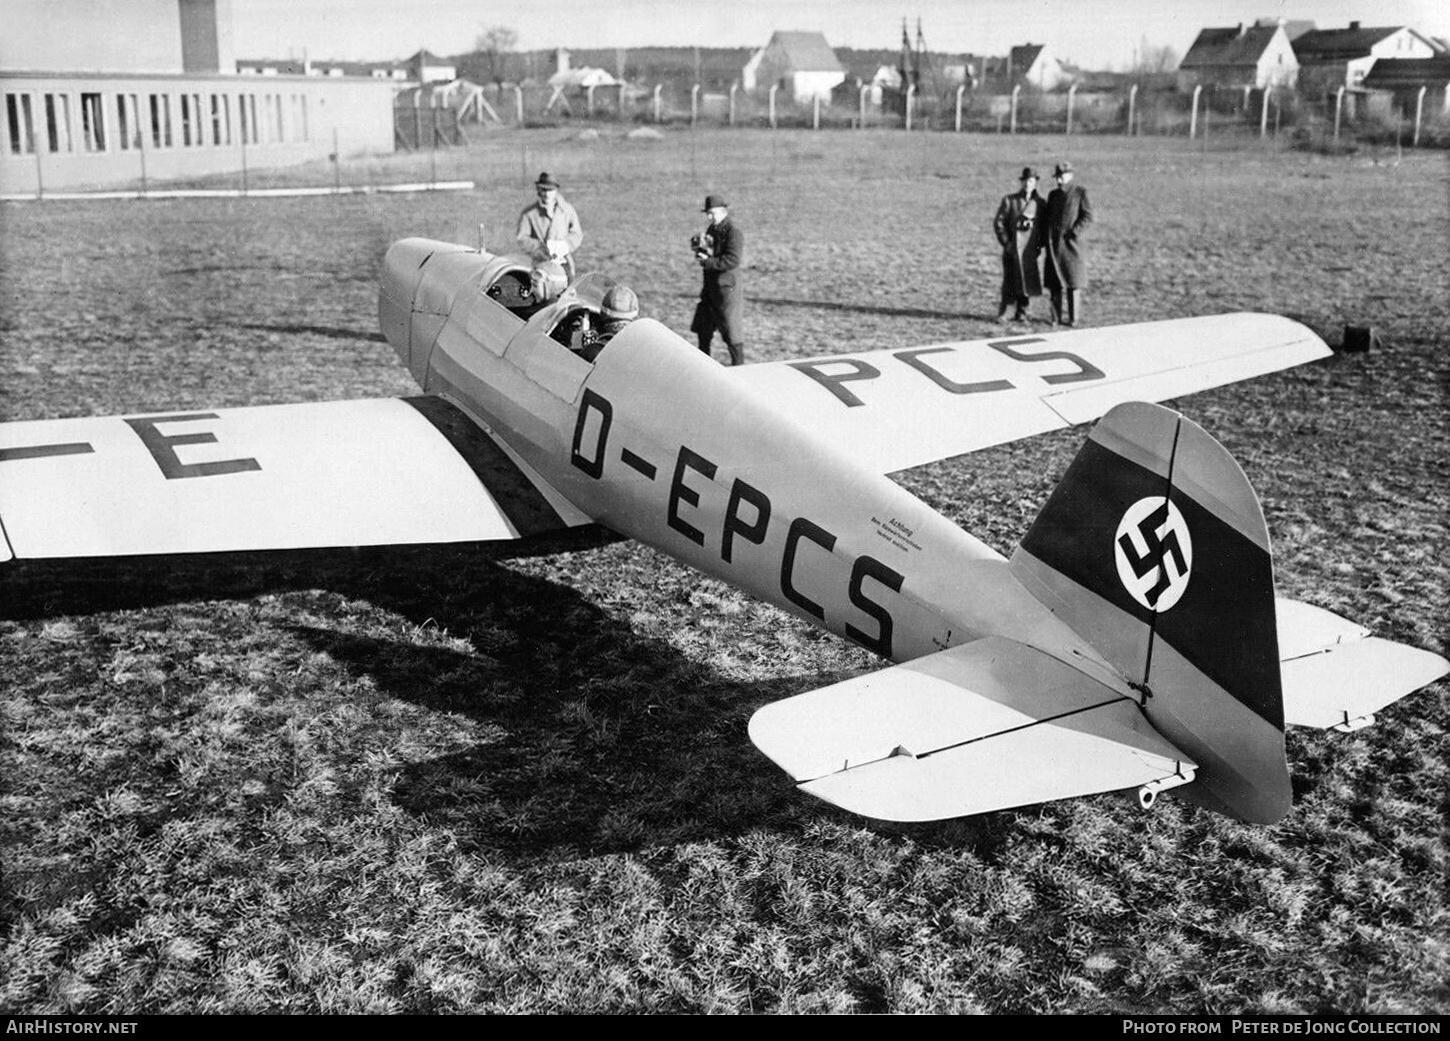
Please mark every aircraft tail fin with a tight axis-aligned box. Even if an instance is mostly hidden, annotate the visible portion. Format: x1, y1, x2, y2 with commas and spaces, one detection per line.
1010, 401, 1292, 823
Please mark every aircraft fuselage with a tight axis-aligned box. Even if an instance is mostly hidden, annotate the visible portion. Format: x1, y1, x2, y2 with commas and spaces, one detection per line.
380, 240, 1118, 684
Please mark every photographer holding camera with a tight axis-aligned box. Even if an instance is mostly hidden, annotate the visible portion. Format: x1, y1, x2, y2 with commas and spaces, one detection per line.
992, 167, 1047, 324
689, 194, 746, 366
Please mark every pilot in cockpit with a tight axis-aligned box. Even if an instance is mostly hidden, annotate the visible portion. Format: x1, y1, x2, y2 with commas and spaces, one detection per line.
577, 286, 638, 362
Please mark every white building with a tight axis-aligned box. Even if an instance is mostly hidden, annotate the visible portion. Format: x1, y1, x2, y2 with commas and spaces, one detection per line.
742, 31, 845, 103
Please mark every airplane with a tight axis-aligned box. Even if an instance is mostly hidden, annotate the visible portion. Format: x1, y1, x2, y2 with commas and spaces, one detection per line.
1, 238, 1444, 826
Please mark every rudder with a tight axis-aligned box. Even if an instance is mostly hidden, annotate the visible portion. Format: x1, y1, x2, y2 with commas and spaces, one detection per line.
1010, 401, 1292, 823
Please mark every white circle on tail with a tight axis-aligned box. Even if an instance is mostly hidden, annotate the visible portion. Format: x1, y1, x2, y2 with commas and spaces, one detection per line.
1114, 496, 1193, 612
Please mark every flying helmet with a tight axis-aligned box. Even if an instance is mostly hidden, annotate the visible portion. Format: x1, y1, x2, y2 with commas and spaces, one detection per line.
529, 260, 568, 303
601, 285, 639, 321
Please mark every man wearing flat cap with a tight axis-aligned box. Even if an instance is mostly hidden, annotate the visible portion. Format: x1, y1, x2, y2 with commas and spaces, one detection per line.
1043, 161, 1093, 326
517, 172, 583, 280
992, 167, 1047, 323
690, 194, 746, 365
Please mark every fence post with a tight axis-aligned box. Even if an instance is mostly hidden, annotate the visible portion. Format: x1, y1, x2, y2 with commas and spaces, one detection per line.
956, 84, 965, 131
1260, 86, 1271, 138
859, 84, 868, 128
691, 84, 699, 126
1066, 83, 1077, 134
813, 94, 820, 130
729, 83, 737, 127
514, 85, 523, 124
1127, 84, 1138, 136
1413, 85, 1426, 146
906, 84, 916, 130
653, 84, 661, 123
587, 84, 596, 117
1333, 86, 1344, 144
1189, 84, 1201, 138
769, 84, 778, 129
1010, 85, 1019, 134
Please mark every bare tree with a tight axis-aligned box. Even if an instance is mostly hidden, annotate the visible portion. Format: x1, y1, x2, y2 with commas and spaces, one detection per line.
1131, 36, 1180, 74
476, 26, 518, 87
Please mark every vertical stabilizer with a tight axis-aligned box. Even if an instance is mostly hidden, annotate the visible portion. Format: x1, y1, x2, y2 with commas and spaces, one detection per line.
1010, 402, 1291, 823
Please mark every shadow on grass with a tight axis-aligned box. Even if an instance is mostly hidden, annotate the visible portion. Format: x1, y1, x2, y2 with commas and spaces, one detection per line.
1, 531, 1026, 859
669, 290, 991, 324
240, 322, 387, 343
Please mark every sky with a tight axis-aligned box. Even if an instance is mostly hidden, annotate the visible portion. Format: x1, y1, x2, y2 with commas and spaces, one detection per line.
232, 0, 1450, 70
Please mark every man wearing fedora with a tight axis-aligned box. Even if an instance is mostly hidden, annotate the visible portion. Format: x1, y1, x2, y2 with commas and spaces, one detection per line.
690, 194, 746, 366
517, 172, 583, 281
1043, 161, 1093, 326
992, 167, 1047, 323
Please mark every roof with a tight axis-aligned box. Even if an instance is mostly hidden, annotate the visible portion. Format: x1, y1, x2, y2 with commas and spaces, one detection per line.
1255, 19, 1317, 41
1180, 25, 1284, 68
1292, 26, 1406, 60
1361, 56, 1450, 88
765, 31, 843, 73
1009, 44, 1045, 72
409, 50, 453, 65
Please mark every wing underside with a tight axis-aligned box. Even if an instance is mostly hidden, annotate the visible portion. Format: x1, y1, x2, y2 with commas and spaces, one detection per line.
727, 313, 1332, 474
748, 637, 1196, 822
0, 396, 592, 563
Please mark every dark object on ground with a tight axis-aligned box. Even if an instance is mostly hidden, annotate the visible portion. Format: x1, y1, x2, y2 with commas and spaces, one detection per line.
1341, 325, 1381, 353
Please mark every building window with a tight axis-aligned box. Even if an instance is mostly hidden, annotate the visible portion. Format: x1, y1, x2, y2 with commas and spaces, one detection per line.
44, 93, 73, 153
239, 94, 258, 145
148, 94, 173, 148
210, 94, 231, 145
81, 92, 106, 151
180, 93, 204, 146
116, 94, 141, 150
6, 92, 36, 154
292, 94, 308, 141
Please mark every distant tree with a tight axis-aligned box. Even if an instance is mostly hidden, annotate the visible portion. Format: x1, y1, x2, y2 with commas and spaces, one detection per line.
1131, 36, 1180, 74
476, 26, 518, 86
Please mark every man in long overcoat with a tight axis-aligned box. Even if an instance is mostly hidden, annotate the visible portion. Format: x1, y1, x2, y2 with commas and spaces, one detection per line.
1043, 161, 1093, 326
691, 194, 745, 365
992, 168, 1046, 323
517, 172, 583, 280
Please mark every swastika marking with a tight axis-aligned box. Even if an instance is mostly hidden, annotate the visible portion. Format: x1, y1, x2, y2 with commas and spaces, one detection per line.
1114, 497, 1193, 611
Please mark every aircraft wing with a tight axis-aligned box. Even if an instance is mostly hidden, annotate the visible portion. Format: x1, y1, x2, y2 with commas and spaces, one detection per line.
748, 637, 1195, 822
0, 396, 593, 563
727, 313, 1332, 474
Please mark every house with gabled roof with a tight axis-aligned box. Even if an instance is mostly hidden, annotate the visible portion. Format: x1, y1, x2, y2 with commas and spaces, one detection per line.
1008, 43, 1072, 91
1292, 22, 1440, 95
742, 31, 845, 103
1176, 22, 1298, 92
407, 50, 456, 85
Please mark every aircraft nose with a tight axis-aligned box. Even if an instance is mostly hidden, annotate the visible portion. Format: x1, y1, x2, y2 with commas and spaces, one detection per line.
378, 238, 444, 364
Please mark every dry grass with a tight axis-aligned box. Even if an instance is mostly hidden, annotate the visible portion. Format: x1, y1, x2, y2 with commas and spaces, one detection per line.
1, 128, 1446, 1014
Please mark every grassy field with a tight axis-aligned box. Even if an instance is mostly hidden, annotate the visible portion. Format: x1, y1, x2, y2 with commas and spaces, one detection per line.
1, 129, 1446, 1014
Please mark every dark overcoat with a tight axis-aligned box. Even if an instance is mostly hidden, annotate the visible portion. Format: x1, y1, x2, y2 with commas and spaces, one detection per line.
1043, 183, 1093, 290
993, 190, 1045, 298
692, 218, 745, 344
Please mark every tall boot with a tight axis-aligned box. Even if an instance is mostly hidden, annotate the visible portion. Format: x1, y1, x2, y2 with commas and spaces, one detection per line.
1049, 290, 1064, 325
726, 341, 746, 366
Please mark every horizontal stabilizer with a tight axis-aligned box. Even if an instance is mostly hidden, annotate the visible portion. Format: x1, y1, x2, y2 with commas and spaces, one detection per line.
749, 638, 1195, 822
1278, 599, 1449, 730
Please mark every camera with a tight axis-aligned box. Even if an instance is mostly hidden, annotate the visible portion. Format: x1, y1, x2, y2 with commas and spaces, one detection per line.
690, 233, 705, 250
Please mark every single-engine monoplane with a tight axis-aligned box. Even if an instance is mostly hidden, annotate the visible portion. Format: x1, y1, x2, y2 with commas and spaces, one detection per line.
3, 239, 1444, 824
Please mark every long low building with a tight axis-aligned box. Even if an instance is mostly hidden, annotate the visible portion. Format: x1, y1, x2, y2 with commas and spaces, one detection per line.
0, 0, 399, 195
2, 70, 396, 194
